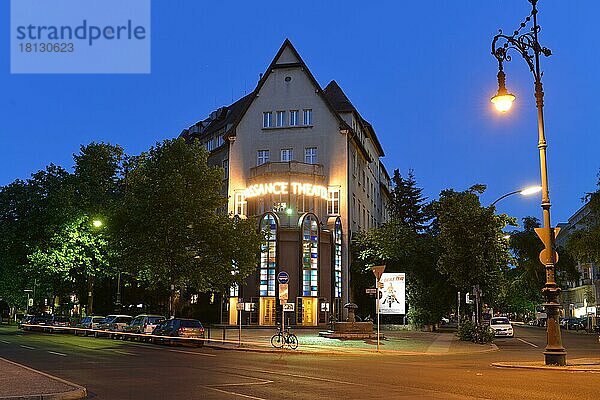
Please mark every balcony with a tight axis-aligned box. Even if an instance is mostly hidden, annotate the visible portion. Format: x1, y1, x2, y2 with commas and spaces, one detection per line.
249, 161, 325, 182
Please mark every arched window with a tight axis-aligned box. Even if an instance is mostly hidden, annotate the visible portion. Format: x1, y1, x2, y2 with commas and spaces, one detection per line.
259, 213, 278, 297
300, 214, 319, 296
333, 217, 342, 299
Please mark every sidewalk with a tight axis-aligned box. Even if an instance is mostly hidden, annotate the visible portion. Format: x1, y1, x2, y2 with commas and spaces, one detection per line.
0, 357, 86, 400
203, 327, 496, 355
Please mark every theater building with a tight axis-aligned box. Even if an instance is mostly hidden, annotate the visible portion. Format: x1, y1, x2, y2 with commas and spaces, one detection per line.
181, 40, 391, 326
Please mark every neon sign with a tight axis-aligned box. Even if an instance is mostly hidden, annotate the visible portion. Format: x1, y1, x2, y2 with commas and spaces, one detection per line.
243, 182, 328, 200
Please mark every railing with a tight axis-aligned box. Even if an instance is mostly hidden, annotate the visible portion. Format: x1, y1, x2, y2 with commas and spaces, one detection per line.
249, 161, 324, 180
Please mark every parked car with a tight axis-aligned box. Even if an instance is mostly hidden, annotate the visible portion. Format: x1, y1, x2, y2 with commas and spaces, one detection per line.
123, 314, 166, 339
106, 315, 134, 338
74, 315, 105, 335
489, 316, 514, 338
18, 315, 34, 329
23, 315, 52, 331
48, 316, 71, 333
94, 315, 131, 337
151, 318, 205, 346
561, 317, 584, 330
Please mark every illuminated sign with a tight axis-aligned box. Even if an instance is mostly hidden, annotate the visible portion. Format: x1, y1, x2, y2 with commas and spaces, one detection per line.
243, 181, 329, 200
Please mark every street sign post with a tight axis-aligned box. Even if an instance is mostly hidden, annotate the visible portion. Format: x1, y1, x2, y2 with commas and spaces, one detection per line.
371, 265, 386, 352
236, 302, 243, 346
277, 271, 290, 284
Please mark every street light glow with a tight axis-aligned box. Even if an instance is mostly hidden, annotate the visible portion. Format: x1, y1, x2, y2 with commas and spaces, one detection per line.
519, 186, 542, 196
92, 219, 103, 228
491, 93, 515, 113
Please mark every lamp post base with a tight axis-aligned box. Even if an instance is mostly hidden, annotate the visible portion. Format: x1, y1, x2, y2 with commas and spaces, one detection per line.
544, 350, 567, 366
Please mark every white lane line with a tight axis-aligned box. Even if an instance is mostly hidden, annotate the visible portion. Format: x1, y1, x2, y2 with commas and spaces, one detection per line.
208, 380, 273, 387
19, 345, 35, 350
111, 350, 136, 356
0, 340, 10, 344
232, 366, 367, 386
48, 351, 67, 356
517, 338, 539, 348
201, 386, 267, 400
168, 349, 216, 357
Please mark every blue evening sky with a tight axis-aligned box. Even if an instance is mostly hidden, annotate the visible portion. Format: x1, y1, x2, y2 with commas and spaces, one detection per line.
1, 1, 598, 226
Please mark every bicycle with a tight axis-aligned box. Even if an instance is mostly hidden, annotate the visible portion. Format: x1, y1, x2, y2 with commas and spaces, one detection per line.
270, 325, 298, 349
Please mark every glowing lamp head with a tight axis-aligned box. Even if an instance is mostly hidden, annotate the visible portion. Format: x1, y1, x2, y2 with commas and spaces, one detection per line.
491, 93, 515, 113
92, 219, 103, 228
285, 208, 293, 216
491, 68, 515, 113
519, 186, 542, 196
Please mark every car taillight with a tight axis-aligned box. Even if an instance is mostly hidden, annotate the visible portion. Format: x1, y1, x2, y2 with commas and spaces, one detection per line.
199, 328, 204, 333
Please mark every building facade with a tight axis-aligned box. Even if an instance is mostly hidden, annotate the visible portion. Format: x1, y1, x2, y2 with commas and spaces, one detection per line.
556, 203, 598, 318
180, 40, 390, 326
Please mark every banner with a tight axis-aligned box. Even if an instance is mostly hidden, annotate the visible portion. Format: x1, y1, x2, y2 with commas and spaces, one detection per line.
379, 273, 406, 314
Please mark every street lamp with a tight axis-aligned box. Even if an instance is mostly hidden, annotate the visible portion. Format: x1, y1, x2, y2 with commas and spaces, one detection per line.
490, 0, 566, 365
490, 185, 542, 206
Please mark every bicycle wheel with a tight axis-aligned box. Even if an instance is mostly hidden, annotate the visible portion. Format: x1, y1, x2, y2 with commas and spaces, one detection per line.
271, 333, 283, 348
287, 334, 298, 350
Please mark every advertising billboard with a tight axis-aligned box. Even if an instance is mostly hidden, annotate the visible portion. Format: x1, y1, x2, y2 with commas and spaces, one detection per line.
379, 273, 406, 314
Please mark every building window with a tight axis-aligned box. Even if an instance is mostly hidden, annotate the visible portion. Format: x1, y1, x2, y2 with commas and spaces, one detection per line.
303, 109, 312, 125
290, 110, 299, 126
304, 147, 317, 164
259, 213, 277, 297
333, 218, 342, 299
222, 159, 229, 179
281, 148, 293, 162
206, 138, 215, 151
352, 152, 357, 177
352, 195, 357, 222
327, 188, 340, 215
257, 150, 269, 166
276, 111, 286, 127
235, 193, 247, 217
301, 214, 319, 297
263, 112, 273, 128
230, 283, 239, 297
217, 135, 225, 147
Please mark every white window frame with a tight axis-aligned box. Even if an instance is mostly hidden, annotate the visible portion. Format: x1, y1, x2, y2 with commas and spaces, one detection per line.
327, 188, 340, 215
290, 110, 299, 126
276, 111, 286, 127
280, 148, 293, 162
303, 109, 312, 125
257, 150, 270, 166
304, 147, 317, 164
263, 112, 273, 128
234, 193, 247, 217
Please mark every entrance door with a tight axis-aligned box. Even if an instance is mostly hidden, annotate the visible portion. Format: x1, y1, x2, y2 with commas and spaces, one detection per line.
228, 298, 238, 325
260, 297, 276, 325
302, 297, 317, 326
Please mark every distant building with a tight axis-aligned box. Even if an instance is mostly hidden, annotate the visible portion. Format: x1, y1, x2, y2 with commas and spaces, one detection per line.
556, 203, 598, 318
180, 40, 391, 326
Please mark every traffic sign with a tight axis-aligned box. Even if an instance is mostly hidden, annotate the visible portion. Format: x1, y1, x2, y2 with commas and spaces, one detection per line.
371, 265, 386, 281
236, 303, 244, 311
283, 303, 295, 311
277, 271, 290, 284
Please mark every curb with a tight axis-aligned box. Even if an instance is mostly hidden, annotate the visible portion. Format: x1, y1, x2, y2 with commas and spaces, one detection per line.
0, 358, 86, 400
492, 360, 600, 372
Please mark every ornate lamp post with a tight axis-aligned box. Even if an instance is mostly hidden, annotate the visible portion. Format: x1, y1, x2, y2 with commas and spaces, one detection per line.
490, 0, 566, 365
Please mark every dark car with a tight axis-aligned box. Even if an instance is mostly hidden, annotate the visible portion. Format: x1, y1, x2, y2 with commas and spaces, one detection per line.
74, 315, 105, 336
151, 318, 205, 346
561, 317, 584, 330
18, 315, 34, 330
48, 316, 71, 333
23, 315, 52, 331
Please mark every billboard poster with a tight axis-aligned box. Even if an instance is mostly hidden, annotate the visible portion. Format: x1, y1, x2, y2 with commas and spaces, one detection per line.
379, 273, 406, 314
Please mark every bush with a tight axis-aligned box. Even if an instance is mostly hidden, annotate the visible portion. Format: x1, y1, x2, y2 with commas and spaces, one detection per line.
457, 319, 494, 344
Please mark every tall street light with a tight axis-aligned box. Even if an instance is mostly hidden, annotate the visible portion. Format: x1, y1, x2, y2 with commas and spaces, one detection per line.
490, 0, 566, 365
491, 185, 542, 206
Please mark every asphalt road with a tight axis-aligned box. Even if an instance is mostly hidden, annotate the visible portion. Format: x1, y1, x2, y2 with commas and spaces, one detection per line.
1, 325, 599, 399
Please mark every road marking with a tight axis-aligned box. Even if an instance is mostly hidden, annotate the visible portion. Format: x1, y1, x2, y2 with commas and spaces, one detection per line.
19, 345, 35, 349
111, 350, 136, 356
209, 379, 273, 387
0, 340, 10, 344
168, 349, 216, 357
517, 338, 539, 348
48, 351, 67, 356
201, 386, 267, 400
232, 366, 367, 386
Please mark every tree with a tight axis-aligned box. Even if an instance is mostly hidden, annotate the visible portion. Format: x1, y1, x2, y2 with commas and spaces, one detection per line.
115, 138, 263, 314
388, 169, 430, 231
433, 184, 515, 307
